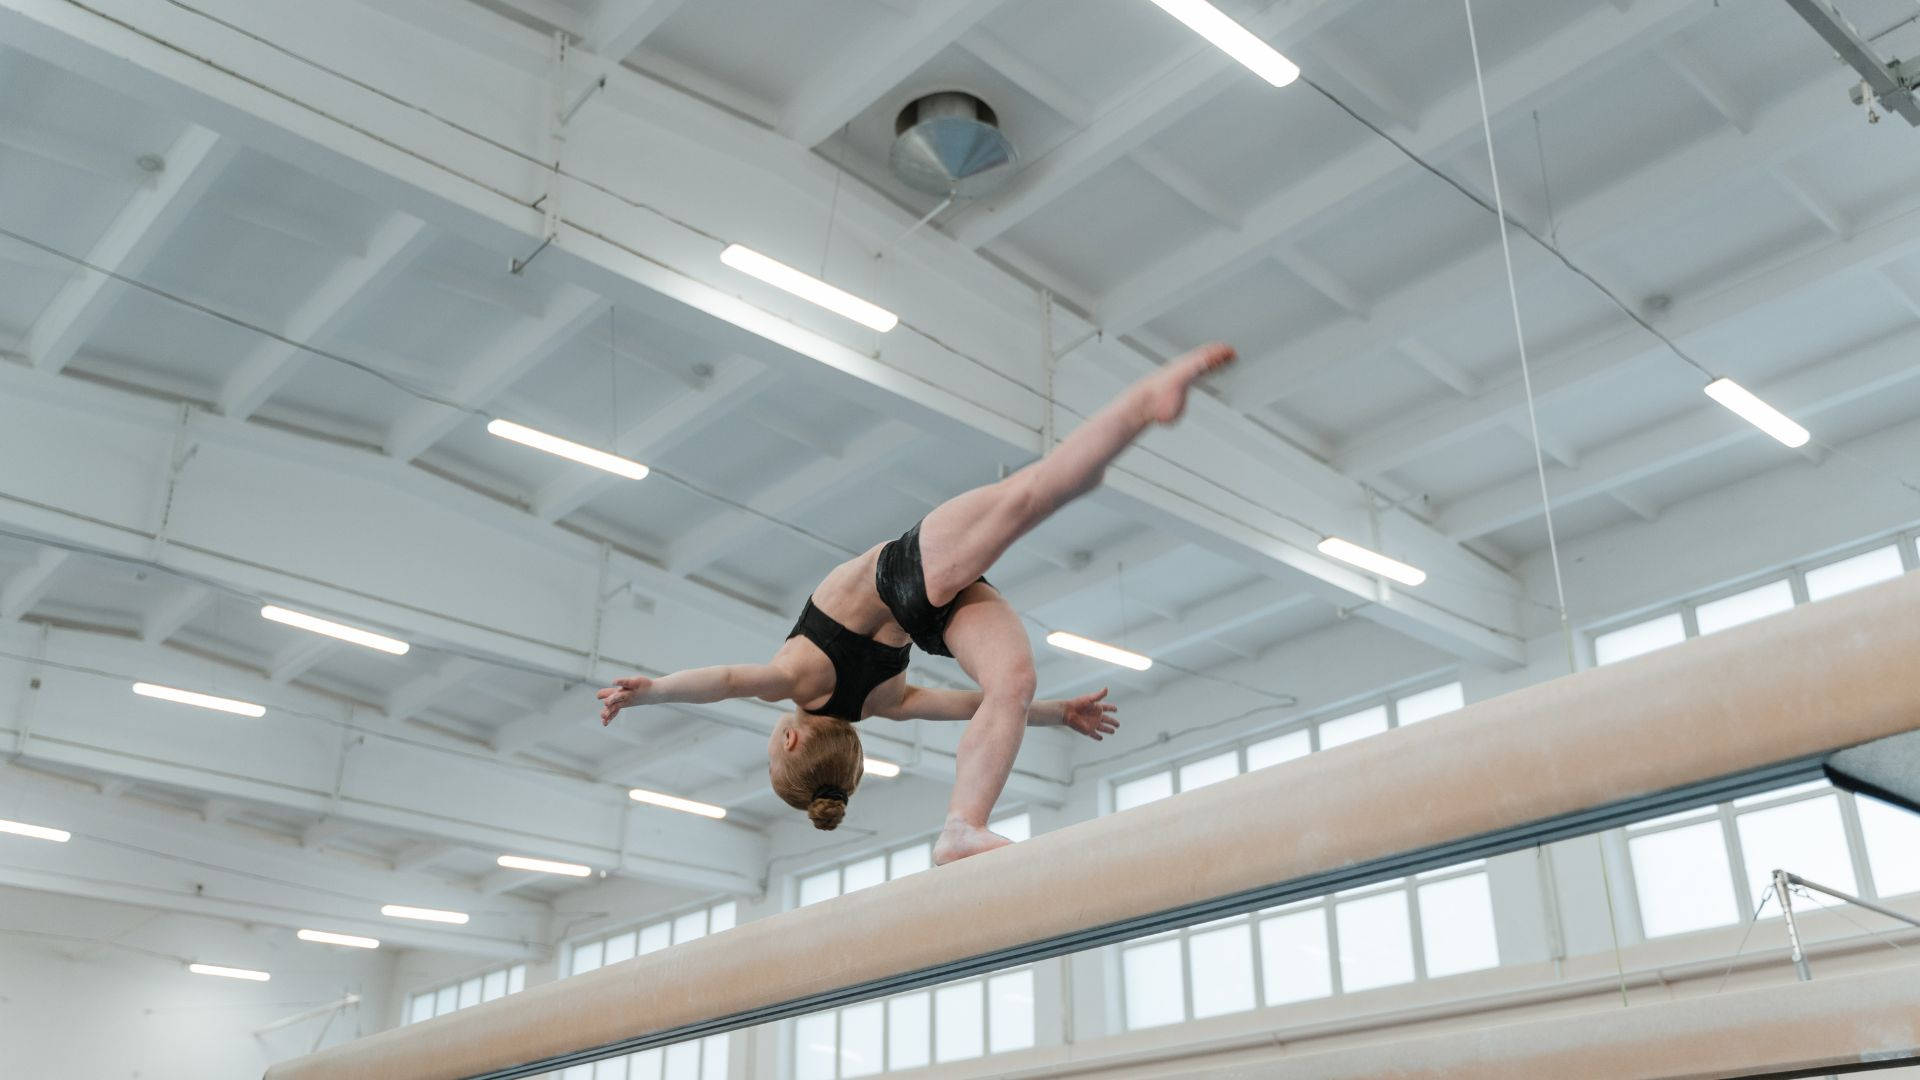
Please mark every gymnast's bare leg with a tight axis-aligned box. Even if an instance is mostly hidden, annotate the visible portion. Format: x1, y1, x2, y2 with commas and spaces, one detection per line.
926, 343, 1235, 864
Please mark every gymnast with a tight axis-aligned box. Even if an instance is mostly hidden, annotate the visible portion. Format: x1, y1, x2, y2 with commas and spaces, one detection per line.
597, 344, 1236, 864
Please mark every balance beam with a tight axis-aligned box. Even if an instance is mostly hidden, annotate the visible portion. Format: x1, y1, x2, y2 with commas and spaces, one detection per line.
1187, 965, 1920, 1079
268, 570, 1920, 1080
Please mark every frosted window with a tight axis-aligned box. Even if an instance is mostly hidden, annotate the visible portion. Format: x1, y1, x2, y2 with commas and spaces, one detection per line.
572, 941, 604, 976
599, 932, 636, 967
629, 1050, 662, 1080
1630, 820, 1739, 936
408, 993, 434, 1024
1859, 795, 1920, 896
1418, 873, 1499, 977
1417, 859, 1486, 879
1179, 751, 1239, 791
1696, 580, 1794, 635
799, 870, 839, 907
433, 984, 457, 1016
842, 855, 887, 894
1335, 891, 1415, 992
699, 1036, 727, 1080
458, 977, 482, 1008
1737, 795, 1857, 906
990, 813, 1031, 842
482, 969, 507, 1001
889, 843, 931, 878
1806, 545, 1903, 601
1259, 909, 1332, 1005
1319, 706, 1389, 750
987, 971, 1035, 1053
662, 1041, 698, 1080
1594, 613, 1686, 666
638, 922, 672, 954
508, 965, 524, 993
838, 1003, 883, 1078
1246, 729, 1310, 770
794, 1014, 836, 1080
933, 982, 983, 1062
1122, 939, 1185, 1028
1395, 682, 1464, 726
886, 993, 930, 1071
1188, 922, 1255, 1018
563, 1067, 592, 1080
1115, 771, 1173, 811
1733, 779, 1832, 807
594, 1055, 628, 1080
709, 903, 736, 933
672, 910, 707, 944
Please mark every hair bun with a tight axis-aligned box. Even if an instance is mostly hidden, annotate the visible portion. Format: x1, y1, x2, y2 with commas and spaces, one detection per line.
807, 793, 847, 831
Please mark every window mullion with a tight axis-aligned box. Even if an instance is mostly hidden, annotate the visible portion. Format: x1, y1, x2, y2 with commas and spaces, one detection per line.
1324, 902, 1344, 996
1405, 881, 1429, 982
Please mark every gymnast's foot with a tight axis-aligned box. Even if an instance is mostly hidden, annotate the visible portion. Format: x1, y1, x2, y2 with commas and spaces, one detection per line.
1143, 343, 1236, 424
933, 816, 1012, 865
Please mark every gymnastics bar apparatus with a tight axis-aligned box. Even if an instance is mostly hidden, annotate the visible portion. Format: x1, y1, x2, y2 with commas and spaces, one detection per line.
269, 571, 1920, 1080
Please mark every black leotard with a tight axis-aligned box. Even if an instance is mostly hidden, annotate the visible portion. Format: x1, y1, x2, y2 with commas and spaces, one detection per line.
787, 597, 909, 722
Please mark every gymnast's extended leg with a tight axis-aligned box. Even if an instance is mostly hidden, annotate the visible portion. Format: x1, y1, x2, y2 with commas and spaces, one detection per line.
921, 343, 1235, 863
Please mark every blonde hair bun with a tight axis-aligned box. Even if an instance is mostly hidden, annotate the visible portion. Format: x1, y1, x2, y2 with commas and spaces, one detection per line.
807, 794, 847, 830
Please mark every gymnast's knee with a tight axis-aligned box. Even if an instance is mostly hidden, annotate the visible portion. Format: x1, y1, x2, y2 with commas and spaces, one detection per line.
983, 662, 1037, 711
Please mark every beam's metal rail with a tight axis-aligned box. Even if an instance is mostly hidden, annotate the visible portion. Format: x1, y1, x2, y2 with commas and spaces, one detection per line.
1787, 872, 1920, 933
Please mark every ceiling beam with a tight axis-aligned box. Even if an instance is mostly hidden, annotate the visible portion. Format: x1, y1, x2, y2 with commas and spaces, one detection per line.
489, 685, 602, 757
1042, 582, 1318, 699
1, 547, 71, 622
26, 125, 232, 375
141, 583, 215, 645
777, 0, 1014, 147
1657, 38, 1753, 133
1095, 0, 1711, 341
267, 635, 336, 684
585, 0, 686, 61
532, 358, 764, 522
384, 288, 610, 462
1435, 323, 1920, 540
386, 655, 489, 725
217, 213, 434, 420
1336, 186, 1920, 481
941, 0, 1367, 249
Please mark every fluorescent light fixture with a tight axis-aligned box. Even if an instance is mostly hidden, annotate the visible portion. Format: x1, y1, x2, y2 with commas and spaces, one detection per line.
260, 605, 409, 656
1045, 631, 1153, 672
296, 929, 380, 950
719, 244, 899, 333
862, 757, 902, 779
132, 682, 266, 718
188, 963, 270, 981
0, 818, 70, 843
1147, 0, 1301, 87
1704, 378, 1810, 449
486, 419, 650, 480
628, 788, 727, 819
496, 854, 592, 877
380, 904, 469, 925
1317, 537, 1428, 587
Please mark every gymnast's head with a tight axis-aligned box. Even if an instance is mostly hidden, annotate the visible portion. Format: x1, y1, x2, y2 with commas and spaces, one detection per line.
768, 711, 864, 830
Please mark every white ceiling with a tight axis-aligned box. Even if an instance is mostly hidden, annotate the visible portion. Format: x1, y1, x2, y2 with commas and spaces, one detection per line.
1, 0, 1918, 943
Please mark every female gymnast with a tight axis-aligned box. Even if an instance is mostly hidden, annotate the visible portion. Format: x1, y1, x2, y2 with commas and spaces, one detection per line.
597, 343, 1235, 864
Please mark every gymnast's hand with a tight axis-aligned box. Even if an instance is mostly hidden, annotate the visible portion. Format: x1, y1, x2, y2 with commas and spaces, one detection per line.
1059, 688, 1120, 741
597, 676, 652, 725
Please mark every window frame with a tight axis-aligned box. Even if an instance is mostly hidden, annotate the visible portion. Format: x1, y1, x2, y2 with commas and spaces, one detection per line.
405, 961, 526, 1025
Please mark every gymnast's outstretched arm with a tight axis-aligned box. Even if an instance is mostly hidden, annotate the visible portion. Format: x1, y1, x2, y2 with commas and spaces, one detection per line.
874, 685, 1120, 741
597, 665, 795, 725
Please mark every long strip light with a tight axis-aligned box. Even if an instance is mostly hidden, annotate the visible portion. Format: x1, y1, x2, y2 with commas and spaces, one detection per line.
1704, 378, 1811, 449
862, 756, 902, 778
380, 904, 470, 925
496, 854, 592, 877
261, 605, 410, 655
719, 244, 899, 333
1317, 537, 1429, 587
628, 788, 727, 819
486, 419, 650, 480
1045, 631, 1153, 672
1146, 0, 1301, 87
0, 818, 70, 843
188, 963, 271, 981
132, 682, 266, 718
297, 929, 381, 950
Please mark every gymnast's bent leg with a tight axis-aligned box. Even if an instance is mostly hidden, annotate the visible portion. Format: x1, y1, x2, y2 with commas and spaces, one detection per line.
921, 343, 1235, 863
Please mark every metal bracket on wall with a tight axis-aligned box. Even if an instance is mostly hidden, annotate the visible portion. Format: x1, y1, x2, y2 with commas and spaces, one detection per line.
1785, 0, 1920, 126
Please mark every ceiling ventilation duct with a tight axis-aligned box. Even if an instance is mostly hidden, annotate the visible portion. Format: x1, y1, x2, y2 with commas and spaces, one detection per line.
890, 91, 1017, 198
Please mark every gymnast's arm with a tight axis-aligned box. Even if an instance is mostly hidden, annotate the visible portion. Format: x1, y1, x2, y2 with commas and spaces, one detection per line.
597, 664, 796, 725
872, 685, 1120, 740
